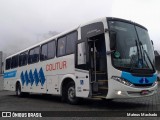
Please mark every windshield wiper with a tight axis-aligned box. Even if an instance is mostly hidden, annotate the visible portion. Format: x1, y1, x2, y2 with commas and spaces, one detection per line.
130, 39, 141, 71
139, 41, 155, 71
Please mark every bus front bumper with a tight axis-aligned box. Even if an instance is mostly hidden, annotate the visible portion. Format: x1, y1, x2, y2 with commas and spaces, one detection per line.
106, 79, 158, 99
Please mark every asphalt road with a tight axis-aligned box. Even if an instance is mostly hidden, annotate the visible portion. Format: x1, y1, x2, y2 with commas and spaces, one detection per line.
0, 76, 3, 91
0, 76, 160, 120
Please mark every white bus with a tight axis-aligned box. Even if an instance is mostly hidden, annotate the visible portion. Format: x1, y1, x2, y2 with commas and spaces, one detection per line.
4, 17, 158, 104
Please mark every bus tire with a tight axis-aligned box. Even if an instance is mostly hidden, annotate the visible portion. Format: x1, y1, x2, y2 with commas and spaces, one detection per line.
16, 83, 25, 97
67, 82, 79, 105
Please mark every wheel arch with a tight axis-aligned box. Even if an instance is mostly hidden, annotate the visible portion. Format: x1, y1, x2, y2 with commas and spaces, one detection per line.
15, 79, 21, 91
60, 74, 80, 104
60, 74, 76, 96
60, 77, 76, 95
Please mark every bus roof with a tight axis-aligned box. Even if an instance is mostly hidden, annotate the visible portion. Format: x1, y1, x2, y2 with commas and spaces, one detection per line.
6, 17, 147, 59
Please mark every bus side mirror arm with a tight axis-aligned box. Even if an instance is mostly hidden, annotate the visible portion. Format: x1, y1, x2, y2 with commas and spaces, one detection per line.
106, 50, 115, 55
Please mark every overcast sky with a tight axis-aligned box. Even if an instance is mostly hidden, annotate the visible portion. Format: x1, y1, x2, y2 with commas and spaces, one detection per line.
0, 0, 160, 56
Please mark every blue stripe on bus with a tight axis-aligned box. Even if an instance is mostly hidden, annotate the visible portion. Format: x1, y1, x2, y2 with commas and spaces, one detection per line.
39, 67, 45, 86
20, 68, 45, 86
34, 68, 39, 86
20, 71, 25, 86
121, 71, 157, 84
29, 70, 34, 86
4, 70, 17, 78
25, 71, 30, 86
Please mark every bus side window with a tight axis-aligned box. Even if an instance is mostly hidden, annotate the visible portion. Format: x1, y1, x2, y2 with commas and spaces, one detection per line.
28, 47, 39, 64
77, 42, 86, 65
34, 47, 40, 63
41, 43, 48, 61
19, 53, 23, 66
23, 51, 28, 65
41, 40, 56, 61
11, 55, 19, 68
5, 58, 11, 70
28, 49, 34, 64
48, 40, 56, 59
66, 32, 77, 54
57, 36, 66, 57
19, 51, 28, 66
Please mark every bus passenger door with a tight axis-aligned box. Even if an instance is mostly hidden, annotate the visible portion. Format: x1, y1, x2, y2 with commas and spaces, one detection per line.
75, 41, 90, 98
88, 34, 108, 98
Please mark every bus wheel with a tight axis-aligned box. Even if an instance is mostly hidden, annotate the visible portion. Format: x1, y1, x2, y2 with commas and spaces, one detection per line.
16, 83, 23, 97
67, 82, 79, 105
16, 83, 21, 96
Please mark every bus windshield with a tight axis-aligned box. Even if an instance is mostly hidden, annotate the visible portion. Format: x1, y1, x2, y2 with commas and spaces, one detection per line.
108, 20, 155, 74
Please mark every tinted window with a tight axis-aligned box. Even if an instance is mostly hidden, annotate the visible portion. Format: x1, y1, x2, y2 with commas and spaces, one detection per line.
66, 32, 77, 54
34, 47, 40, 62
19, 54, 23, 66
48, 41, 56, 59
6, 58, 11, 70
28, 49, 34, 64
28, 46, 40, 64
57, 36, 66, 57
19, 51, 28, 66
11, 55, 19, 68
41, 44, 47, 61
23, 51, 28, 66
41, 41, 56, 61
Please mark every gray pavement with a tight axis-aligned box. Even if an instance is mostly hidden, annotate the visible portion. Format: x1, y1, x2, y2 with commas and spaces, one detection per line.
0, 75, 3, 91
0, 76, 160, 119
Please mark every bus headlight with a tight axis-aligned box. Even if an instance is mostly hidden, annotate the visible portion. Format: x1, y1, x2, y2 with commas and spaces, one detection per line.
117, 91, 122, 95
112, 76, 133, 87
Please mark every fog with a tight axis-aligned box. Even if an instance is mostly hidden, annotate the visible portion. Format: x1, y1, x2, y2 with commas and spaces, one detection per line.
0, 0, 159, 58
